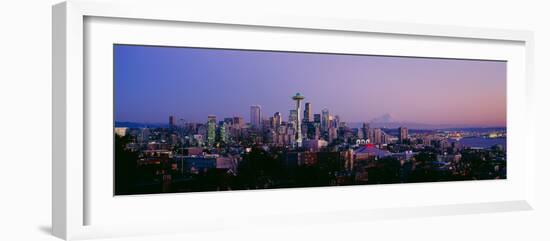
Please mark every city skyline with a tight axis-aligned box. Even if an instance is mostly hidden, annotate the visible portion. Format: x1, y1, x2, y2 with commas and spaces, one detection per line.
114, 44, 506, 127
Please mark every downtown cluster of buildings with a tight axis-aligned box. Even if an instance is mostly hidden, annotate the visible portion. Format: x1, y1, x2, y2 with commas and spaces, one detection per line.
146, 93, 410, 152
114, 93, 506, 193
114, 93, 411, 182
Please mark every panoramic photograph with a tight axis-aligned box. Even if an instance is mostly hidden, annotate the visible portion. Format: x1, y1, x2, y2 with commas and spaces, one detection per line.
113, 44, 507, 195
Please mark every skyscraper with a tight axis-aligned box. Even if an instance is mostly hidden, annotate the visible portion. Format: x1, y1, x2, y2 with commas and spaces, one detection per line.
361, 122, 370, 141
328, 127, 338, 143
250, 105, 262, 129
314, 114, 321, 123
233, 116, 244, 128
373, 128, 383, 144
223, 117, 234, 125
292, 93, 305, 148
321, 108, 329, 131
219, 122, 228, 143
269, 117, 275, 128
169, 115, 175, 128
207, 115, 217, 145
207, 115, 216, 123
333, 115, 340, 128
289, 110, 298, 124
398, 126, 409, 143
274, 112, 282, 127
304, 102, 313, 123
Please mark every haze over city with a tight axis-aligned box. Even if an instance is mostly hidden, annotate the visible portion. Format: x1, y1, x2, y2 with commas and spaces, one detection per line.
114, 44, 506, 127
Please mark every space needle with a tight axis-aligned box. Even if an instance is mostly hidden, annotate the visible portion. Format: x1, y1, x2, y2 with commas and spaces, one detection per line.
292, 92, 304, 148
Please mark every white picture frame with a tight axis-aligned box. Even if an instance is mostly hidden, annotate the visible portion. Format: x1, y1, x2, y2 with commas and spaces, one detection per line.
52, 1, 535, 240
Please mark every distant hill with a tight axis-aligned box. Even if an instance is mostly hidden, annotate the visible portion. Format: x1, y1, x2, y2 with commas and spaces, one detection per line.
345, 114, 505, 130
114, 121, 167, 128
347, 121, 505, 130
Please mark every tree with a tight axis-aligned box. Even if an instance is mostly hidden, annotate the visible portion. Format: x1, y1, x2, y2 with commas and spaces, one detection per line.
114, 134, 138, 195
409, 151, 437, 182
367, 157, 401, 184
236, 148, 285, 189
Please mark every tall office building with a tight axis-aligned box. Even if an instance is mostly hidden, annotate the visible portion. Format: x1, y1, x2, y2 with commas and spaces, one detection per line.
114, 127, 128, 137
223, 117, 234, 125
274, 112, 282, 127
140, 128, 150, 143
314, 124, 321, 140
261, 118, 271, 130
333, 115, 340, 128
382, 132, 391, 144
219, 122, 228, 143
250, 105, 262, 129
207, 115, 216, 123
207, 115, 217, 145
398, 126, 409, 143
321, 108, 330, 131
357, 128, 364, 139
269, 117, 275, 128
314, 114, 321, 123
289, 110, 298, 125
373, 128, 383, 144
304, 102, 313, 123
233, 116, 244, 128
292, 93, 305, 148
169, 115, 175, 128
361, 122, 370, 140
328, 127, 338, 143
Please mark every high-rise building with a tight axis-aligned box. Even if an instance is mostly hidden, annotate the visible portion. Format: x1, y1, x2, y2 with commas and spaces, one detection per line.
176, 118, 186, 127
207, 115, 216, 123
219, 122, 228, 143
140, 128, 150, 143
233, 116, 244, 128
223, 117, 234, 125
114, 127, 128, 137
304, 102, 313, 123
314, 114, 321, 123
333, 115, 340, 128
197, 124, 207, 138
301, 123, 308, 140
314, 124, 321, 140
289, 109, 298, 124
306, 122, 320, 140
361, 122, 370, 140
328, 127, 338, 143
207, 115, 217, 145
274, 112, 282, 127
373, 128, 383, 144
381, 132, 391, 144
398, 126, 409, 143
169, 115, 175, 128
292, 93, 305, 148
269, 117, 275, 128
321, 108, 330, 131
357, 128, 364, 139
250, 105, 262, 129
261, 118, 271, 130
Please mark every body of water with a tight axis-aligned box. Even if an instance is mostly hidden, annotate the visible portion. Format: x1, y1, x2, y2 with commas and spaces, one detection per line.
448, 137, 506, 149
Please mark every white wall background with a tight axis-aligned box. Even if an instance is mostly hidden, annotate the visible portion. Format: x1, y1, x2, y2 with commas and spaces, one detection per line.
0, 0, 548, 240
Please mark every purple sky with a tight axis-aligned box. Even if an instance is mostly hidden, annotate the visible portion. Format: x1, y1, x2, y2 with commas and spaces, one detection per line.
114, 44, 506, 127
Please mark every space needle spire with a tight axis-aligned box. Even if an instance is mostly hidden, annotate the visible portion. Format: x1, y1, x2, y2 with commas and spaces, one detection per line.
292, 92, 305, 148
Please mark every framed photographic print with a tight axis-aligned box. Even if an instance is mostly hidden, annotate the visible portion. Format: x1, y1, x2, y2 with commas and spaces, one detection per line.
52, 0, 535, 240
